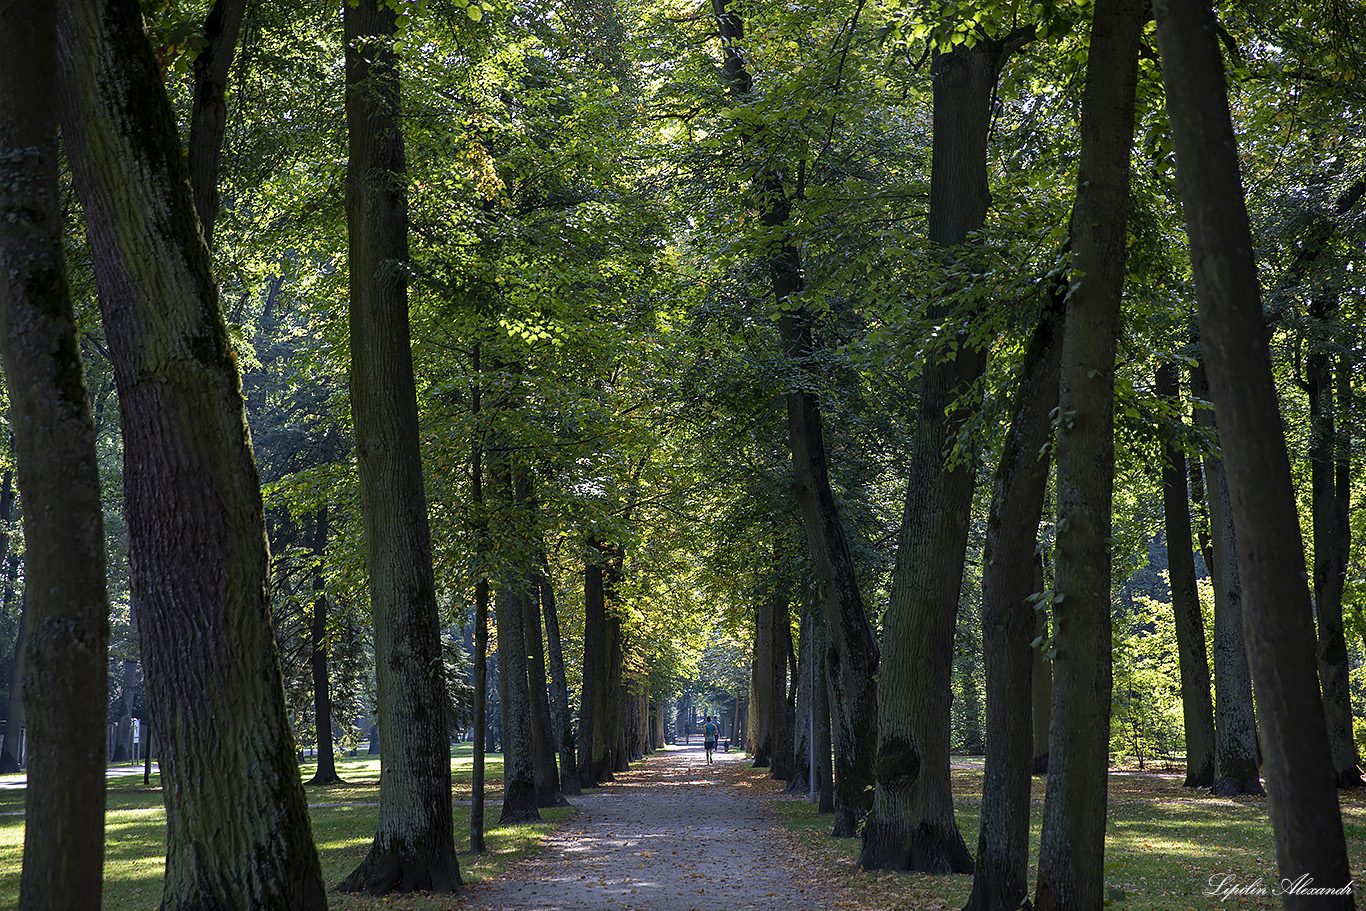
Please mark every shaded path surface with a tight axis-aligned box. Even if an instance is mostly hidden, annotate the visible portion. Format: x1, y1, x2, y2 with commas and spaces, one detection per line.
457, 746, 853, 911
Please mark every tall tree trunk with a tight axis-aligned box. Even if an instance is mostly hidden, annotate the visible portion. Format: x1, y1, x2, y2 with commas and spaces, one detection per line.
752, 581, 776, 768
1307, 319, 1361, 788
1034, 1, 1143, 907
492, 461, 541, 823
339, 0, 460, 891
964, 282, 1063, 911
1156, 363, 1216, 789
610, 621, 630, 773
865, 29, 1031, 873
56, 0, 326, 906
540, 564, 581, 795
1193, 367, 1264, 797
712, 0, 879, 834
0, 8, 109, 903
579, 542, 620, 787
306, 507, 344, 786
1154, 2, 1355, 904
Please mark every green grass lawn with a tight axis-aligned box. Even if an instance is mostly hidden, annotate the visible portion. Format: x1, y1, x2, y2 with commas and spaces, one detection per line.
770, 758, 1366, 910
0, 744, 574, 911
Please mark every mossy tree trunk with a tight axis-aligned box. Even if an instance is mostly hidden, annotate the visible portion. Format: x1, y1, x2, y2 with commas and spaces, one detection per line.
1155, 1, 1356, 901
1, 6, 109, 906
339, 0, 460, 892
964, 282, 1063, 911
1033, 0, 1143, 907
56, 0, 327, 905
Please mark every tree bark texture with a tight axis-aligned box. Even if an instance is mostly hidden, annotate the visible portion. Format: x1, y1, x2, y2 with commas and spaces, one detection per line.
1034, 1, 1142, 907
340, 0, 460, 891
306, 507, 344, 786
964, 286, 1063, 911
863, 33, 1017, 874
710, 0, 879, 834
541, 567, 582, 795
1193, 367, 1263, 797
1306, 324, 1361, 788
1154, 1, 1355, 904
0, 5, 110, 905
56, 0, 327, 906
1155, 363, 1216, 789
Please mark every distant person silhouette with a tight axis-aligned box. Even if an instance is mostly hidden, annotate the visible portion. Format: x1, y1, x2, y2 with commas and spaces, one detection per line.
703, 715, 720, 763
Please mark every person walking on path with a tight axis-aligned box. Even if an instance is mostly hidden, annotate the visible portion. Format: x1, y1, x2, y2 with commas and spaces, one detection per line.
703, 716, 720, 764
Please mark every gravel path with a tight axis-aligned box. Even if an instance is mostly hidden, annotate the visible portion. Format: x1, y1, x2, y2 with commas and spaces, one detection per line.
456, 745, 855, 911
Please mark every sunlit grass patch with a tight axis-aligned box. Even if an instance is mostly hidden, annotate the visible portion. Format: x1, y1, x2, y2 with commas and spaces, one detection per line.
769, 761, 1366, 911
0, 747, 568, 911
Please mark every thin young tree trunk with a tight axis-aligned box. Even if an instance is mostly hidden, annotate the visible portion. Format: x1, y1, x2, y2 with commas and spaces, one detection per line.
540, 563, 581, 795
1156, 363, 1216, 789
1307, 322, 1362, 788
1193, 368, 1264, 797
964, 283, 1063, 911
306, 507, 343, 786
1, 8, 109, 903
1034, 1, 1143, 907
56, 0, 326, 905
339, 0, 460, 891
1154, 2, 1355, 903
